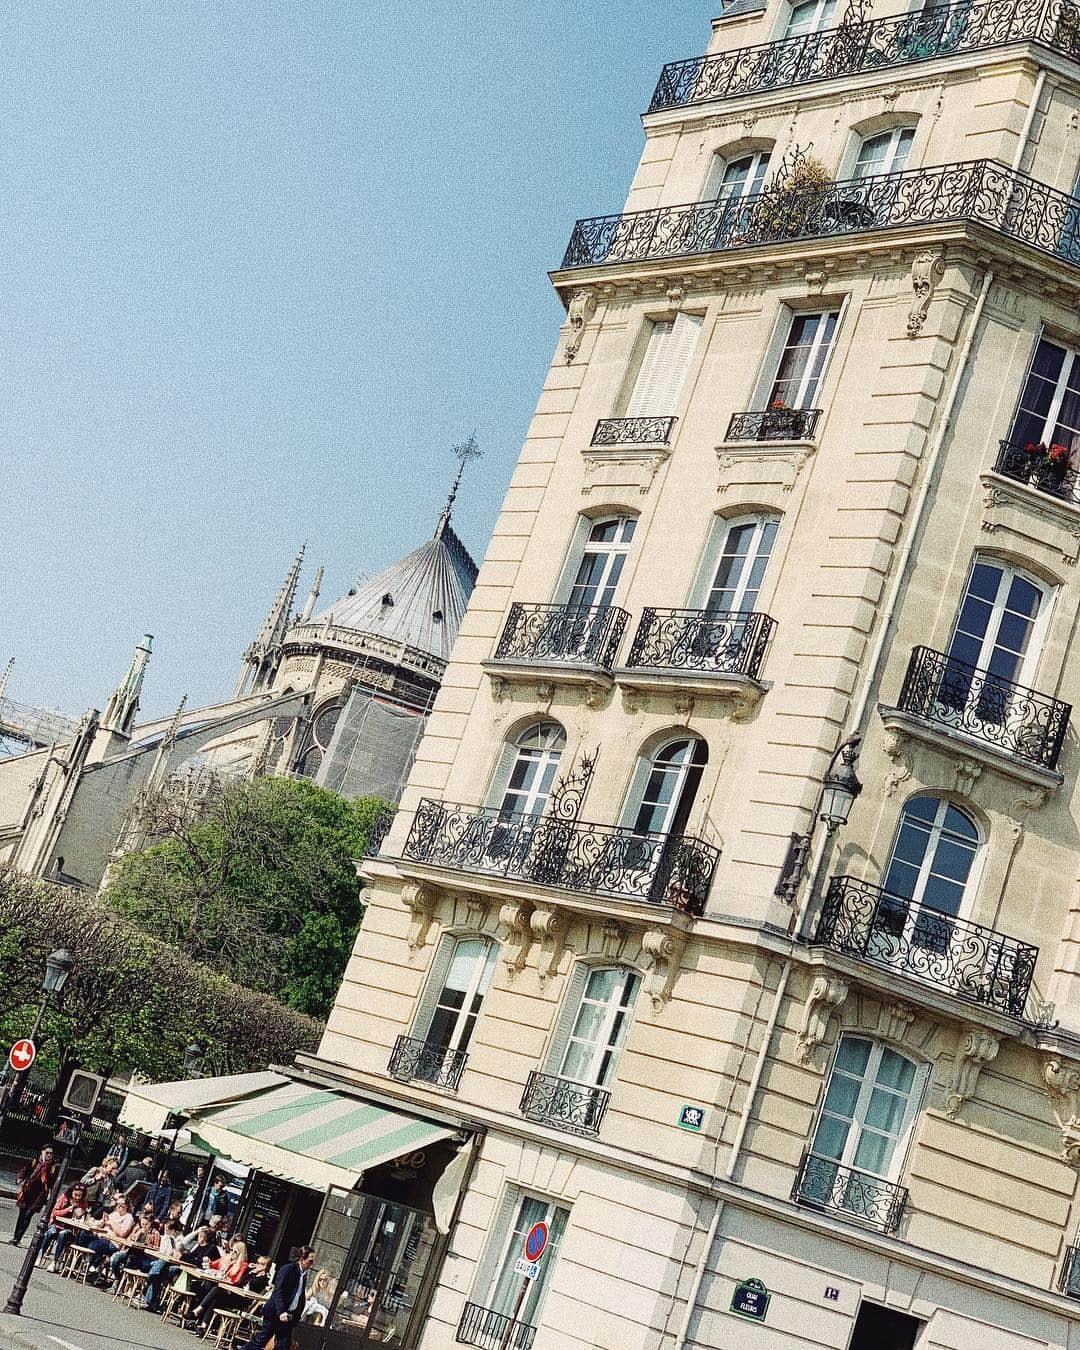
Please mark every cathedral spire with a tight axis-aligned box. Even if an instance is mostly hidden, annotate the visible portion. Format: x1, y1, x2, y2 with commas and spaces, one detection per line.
235, 546, 306, 698
300, 565, 324, 623
435, 435, 482, 539
102, 635, 153, 737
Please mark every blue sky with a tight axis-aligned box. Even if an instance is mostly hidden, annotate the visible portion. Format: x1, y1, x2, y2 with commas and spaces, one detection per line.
3, 1, 711, 719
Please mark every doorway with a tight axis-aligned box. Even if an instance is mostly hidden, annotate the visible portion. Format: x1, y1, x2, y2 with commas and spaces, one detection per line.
849, 1302, 922, 1349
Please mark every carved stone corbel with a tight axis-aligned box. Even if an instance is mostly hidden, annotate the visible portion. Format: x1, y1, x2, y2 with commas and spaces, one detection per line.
882, 725, 912, 798
401, 882, 437, 951
642, 927, 686, 1013
499, 900, 534, 975
489, 675, 509, 704
954, 759, 982, 797
907, 251, 945, 337
464, 892, 490, 930
531, 905, 569, 981
796, 975, 850, 1066
945, 1027, 999, 1118
583, 684, 610, 711
1043, 1059, 1080, 1164
565, 289, 597, 364
601, 919, 625, 960
880, 1002, 916, 1044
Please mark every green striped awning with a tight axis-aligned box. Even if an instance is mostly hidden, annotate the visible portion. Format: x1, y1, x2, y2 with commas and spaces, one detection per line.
186, 1076, 456, 1193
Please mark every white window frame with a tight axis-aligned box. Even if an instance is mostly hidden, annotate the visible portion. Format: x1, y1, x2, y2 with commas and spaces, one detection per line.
484, 1193, 570, 1327
702, 149, 772, 202
881, 795, 982, 934
782, 0, 839, 37
849, 126, 916, 180
692, 513, 781, 614
948, 554, 1052, 689
1010, 334, 1080, 449
557, 966, 641, 1089
767, 308, 840, 409
417, 936, 498, 1054
560, 515, 637, 610
622, 738, 707, 838
488, 723, 565, 819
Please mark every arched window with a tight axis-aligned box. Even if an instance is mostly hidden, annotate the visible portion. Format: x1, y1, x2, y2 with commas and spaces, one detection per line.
852, 127, 914, 179
802, 1035, 925, 1218
294, 698, 345, 780
882, 795, 980, 922
785, 0, 838, 36
492, 723, 565, 820
565, 516, 637, 610
414, 936, 498, 1062
626, 736, 708, 838
703, 149, 771, 202
703, 514, 780, 614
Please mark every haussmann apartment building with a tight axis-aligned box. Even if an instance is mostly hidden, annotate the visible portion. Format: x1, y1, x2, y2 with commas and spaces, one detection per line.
292, 1, 1080, 1346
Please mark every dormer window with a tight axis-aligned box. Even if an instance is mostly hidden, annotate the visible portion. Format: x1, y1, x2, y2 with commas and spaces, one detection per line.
432, 609, 444, 622
381, 593, 394, 607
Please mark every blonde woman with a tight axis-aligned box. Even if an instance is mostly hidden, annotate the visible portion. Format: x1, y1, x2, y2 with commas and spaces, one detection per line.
302, 1268, 334, 1324
190, 1237, 250, 1331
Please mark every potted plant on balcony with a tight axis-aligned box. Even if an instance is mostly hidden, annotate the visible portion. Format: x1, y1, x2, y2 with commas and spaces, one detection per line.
751, 153, 833, 242
1023, 440, 1074, 494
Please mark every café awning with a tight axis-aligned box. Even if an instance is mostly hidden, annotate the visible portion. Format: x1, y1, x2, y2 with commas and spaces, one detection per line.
119, 1071, 282, 1136
184, 1075, 458, 1193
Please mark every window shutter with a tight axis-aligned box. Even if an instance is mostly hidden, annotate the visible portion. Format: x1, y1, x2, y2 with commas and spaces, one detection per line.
625, 314, 702, 417
412, 934, 456, 1041
545, 962, 593, 1076
472, 1187, 521, 1302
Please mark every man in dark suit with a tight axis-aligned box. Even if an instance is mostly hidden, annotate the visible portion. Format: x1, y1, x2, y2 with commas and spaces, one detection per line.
238, 1245, 316, 1350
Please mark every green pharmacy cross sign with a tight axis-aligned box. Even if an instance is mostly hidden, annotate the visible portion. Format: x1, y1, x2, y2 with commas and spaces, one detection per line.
730, 1277, 771, 1322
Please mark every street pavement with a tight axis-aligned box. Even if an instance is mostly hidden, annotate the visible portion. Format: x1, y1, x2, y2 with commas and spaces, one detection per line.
0, 1201, 195, 1349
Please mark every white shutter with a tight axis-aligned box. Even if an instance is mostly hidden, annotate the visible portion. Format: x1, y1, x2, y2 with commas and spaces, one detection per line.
625, 314, 702, 417
545, 962, 593, 1076
411, 934, 455, 1041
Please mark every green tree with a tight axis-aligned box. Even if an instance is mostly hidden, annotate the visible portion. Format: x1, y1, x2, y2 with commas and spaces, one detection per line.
102, 778, 390, 1020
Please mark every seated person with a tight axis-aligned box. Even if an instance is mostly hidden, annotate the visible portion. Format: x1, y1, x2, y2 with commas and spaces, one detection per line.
37, 1183, 89, 1272
244, 1255, 272, 1295
141, 1224, 220, 1312
106, 1205, 160, 1284
189, 1238, 251, 1331
85, 1197, 136, 1282
302, 1268, 334, 1324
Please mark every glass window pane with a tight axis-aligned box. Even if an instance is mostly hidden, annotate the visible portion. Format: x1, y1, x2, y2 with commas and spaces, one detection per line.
813, 1115, 849, 1160
822, 1072, 860, 1118
852, 1130, 892, 1176
876, 1050, 916, 1093
834, 1036, 870, 1074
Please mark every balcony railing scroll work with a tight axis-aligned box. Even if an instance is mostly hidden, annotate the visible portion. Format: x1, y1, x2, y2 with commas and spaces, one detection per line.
387, 1034, 467, 1092
726, 407, 822, 442
815, 875, 1038, 1017
995, 439, 1080, 507
457, 1302, 536, 1350
897, 646, 1070, 771
494, 602, 629, 671
792, 1152, 908, 1233
592, 416, 677, 446
520, 1070, 610, 1138
1059, 1245, 1080, 1298
404, 799, 720, 915
649, 0, 1080, 111
626, 608, 774, 682
561, 161, 1080, 274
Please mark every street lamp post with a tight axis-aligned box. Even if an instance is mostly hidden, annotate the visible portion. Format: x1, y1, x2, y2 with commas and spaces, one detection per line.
1, 948, 75, 1122
774, 734, 863, 904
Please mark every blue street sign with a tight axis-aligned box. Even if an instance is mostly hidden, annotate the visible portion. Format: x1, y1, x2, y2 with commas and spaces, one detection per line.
730, 1278, 771, 1322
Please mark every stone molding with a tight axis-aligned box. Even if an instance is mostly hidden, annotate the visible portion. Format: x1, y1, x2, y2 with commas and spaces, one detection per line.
945, 1027, 1000, 1119
796, 975, 850, 1066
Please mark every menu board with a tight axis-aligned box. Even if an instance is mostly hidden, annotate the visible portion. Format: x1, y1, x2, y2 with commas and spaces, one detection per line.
245, 1176, 290, 1256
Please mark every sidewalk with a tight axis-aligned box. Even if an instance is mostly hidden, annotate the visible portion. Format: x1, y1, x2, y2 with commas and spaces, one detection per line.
0, 1202, 196, 1349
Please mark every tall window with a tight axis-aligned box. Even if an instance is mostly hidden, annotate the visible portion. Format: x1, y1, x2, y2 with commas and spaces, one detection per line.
705, 515, 780, 613
558, 967, 640, 1089
487, 1195, 569, 1327
852, 128, 914, 179
495, 723, 565, 820
627, 737, 708, 838
566, 516, 636, 610
625, 313, 703, 417
946, 556, 1048, 690
768, 310, 839, 409
416, 936, 498, 1058
1008, 337, 1080, 453
703, 150, 771, 202
295, 698, 344, 779
878, 796, 980, 950
810, 1036, 924, 1193
785, 0, 838, 35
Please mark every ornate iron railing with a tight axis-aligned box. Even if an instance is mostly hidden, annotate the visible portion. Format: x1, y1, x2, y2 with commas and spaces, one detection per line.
726, 407, 822, 441
592, 415, 677, 446
626, 608, 774, 681
815, 874, 1038, 1017
520, 1070, 610, 1137
387, 1034, 468, 1091
649, 0, 1080, 111
561, 160, 1080, 272
404, 799, 720, 915
457, 1302, 536, 1350
363, 803, 396, 858
1058, 1245, 1080, 1297
897, 645, 1070, 770
494, 602, 630, 670
792, 1151, 908, 1231
994, 438, 1080, 506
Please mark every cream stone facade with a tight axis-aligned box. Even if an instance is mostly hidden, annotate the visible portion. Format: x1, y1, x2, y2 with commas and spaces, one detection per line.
291, 4, 1080, 1348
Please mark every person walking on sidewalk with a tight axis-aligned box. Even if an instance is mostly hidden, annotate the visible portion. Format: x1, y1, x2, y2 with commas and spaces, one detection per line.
10, 1147, 58, 1246
237, 1245, 316, 1350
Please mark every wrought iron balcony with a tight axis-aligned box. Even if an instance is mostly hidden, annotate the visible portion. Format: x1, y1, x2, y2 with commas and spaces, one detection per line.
457, 1302, 536, 1350
792, 1151, 908, 1232
592, 415, 677, 446
1058, 1245, 1080, 1297
494, 602, 629, 671
994, 438, 1080, 506
649, 0, 1080, 112
404, 799, 720, 915
815, 874, 1037, 1017
897, 645, 1070, 770
727, 407, 822, 442
627, 608, 773, 681
520, 1070, 610, 1137
561, 160, 1080, 273
387, 1034, 467, 1091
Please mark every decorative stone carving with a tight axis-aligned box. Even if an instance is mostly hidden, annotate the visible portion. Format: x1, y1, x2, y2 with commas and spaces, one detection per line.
665, 284, 686, 310
945, 1027, 999, 1118
954, 759, 982, 796
564, 289, 597, 364
583, 683, 610, 711
499, 901, 534, 975
537, 681, 556, 703
882, 726, 913, 797
642, 927, 686, 1013
907, 251, 945, 337
880, 1002, 916, 1044
1044, 1059, 1080, 1163
601, 919, 624, 961
489, 675, 509, 703
401, 882, 437, 951
673, 692, 695, 718
464, 893, 490, 930
804, 268, 827, 292
796, 976, 850, 1066
531, 906, 569, 981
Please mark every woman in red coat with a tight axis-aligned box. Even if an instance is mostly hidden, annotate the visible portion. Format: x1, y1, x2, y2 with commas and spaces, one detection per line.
10, 1147, 58, 1246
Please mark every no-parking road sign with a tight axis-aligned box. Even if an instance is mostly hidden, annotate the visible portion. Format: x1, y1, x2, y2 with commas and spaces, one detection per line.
524, 1221, 549, 1263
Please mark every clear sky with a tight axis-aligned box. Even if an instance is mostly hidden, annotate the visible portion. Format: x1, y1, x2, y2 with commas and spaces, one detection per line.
3, 1, 711, 720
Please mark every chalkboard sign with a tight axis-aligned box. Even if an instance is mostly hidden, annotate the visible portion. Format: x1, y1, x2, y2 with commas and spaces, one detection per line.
245, 1176, 289, 1255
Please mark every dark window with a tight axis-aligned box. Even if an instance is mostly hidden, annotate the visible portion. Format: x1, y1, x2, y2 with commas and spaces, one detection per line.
849, 1302, 922, 1350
